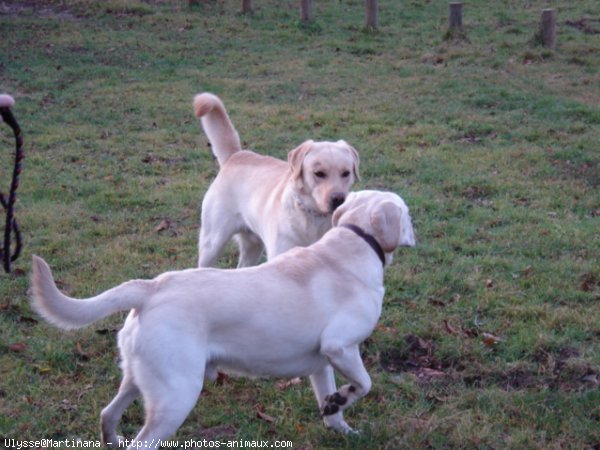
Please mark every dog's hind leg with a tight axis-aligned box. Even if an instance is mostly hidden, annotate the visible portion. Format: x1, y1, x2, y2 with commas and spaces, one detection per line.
198, 218, 238, 268
126, 339, 206, 449
235, 231, 264, 268
128, 373, 204, 449
100, 374, 140, 448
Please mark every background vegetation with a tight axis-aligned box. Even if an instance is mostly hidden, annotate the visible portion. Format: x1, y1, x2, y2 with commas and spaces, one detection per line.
1, 0, 599, 448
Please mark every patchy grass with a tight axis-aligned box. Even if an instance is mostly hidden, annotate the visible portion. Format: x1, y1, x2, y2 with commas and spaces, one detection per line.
1, 0, 599, 448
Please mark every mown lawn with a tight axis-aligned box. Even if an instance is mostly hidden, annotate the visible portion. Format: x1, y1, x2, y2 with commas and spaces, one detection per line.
1, 1, 599, 448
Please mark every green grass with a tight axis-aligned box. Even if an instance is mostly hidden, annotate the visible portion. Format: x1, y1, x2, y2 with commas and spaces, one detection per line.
1, 0, 599, 448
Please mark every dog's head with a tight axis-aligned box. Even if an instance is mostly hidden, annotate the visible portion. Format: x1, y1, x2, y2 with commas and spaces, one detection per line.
288, 140, 360, 214
332, 190, 415, 263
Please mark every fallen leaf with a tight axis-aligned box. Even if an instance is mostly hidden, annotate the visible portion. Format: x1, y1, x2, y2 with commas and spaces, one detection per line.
580, 374, 599, 385
33, 364, 52, 374
75, 341, 90, 361
216, 372, 230, 384
276, 377, 302, 390
482, 332, 503, 347
376, 325, 397, 334
154, 219, 171, 232
61, 398, 77, 411
485, 279, 494, 289
428, 298, 446, 307
254, 405, 276, 424
9, 342, 27, 352
418, 368, 445, 379
443, 319, 457, 335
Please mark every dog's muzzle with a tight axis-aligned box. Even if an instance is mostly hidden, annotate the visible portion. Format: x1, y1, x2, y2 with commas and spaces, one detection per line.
330, 193, 346, 212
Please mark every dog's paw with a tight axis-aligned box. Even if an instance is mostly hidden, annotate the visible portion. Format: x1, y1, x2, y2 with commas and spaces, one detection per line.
102, 435, 125, 449
323, 415, 358, 434
322, 384, 359, 416
321, 392, 348, 415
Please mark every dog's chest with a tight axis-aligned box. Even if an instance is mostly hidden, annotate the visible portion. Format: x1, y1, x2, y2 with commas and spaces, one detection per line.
287, 214, 330, 246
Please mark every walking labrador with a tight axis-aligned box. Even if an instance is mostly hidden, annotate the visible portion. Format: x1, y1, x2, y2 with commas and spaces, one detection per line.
30, 190, 415, 449
193, 93, 360, 267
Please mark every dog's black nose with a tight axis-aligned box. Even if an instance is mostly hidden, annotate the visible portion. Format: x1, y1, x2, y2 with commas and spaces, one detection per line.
330, 193, 346, 211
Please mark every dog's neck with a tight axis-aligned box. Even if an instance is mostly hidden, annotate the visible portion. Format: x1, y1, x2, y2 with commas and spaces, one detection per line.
293, 193, 330, 218
340, 224, 386, 267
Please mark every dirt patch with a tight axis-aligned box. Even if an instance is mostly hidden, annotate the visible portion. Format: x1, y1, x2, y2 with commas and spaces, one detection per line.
0, 0, 79, 20
380, 334, 448, 382
551, 158, 600, 188
381, 335, 599, 391
580, 272, 600, 294
565, 18, 600, 35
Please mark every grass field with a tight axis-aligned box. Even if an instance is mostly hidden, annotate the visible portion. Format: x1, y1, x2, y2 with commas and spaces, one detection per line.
1, 0, 599, 448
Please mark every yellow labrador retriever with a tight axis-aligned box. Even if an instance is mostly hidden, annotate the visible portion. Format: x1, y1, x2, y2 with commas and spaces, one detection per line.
30, 190, 415, 448
193, 93, 360, 267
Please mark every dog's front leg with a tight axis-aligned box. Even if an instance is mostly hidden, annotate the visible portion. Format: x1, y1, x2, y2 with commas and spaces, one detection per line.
309, 364, 352, 433
319, 343, 371, 433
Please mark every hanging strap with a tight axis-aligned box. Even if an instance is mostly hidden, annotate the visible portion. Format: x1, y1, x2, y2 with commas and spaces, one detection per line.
0, 95, 24, 273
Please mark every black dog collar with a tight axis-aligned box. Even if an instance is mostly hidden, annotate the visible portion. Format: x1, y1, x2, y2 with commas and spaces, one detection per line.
341, 224, 386, 267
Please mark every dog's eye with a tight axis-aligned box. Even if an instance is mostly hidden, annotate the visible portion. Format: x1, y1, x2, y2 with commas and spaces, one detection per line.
314, 171, 327, 179
341, 170, 351, 178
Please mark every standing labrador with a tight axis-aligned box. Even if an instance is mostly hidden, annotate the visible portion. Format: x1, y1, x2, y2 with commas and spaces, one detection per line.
193, 93, 360, 267
31, 190, 415, 448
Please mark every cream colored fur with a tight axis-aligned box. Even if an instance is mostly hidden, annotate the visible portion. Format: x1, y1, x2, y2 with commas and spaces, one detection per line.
193, 93, 360, 267
30, 190, 415, 449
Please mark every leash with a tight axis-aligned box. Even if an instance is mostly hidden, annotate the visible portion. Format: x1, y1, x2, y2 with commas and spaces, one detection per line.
341, 223, 385, 266
0, 94, 24, 273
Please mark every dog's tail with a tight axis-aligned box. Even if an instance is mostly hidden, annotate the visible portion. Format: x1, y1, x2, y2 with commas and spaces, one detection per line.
193, 92, 242, 166
30, 256, 150, 330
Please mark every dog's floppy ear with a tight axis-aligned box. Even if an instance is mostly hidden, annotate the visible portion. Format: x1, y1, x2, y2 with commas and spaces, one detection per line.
337, 140, 360, 182
370, 201, 402, 253
288, 140, 314, 180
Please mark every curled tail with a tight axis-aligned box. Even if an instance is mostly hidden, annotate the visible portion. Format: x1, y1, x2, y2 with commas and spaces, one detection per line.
30, 256, 149, 330
193, 92, 242, 166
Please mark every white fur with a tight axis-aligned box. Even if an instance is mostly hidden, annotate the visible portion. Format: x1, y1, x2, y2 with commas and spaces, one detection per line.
0, 94, 15, 108
193, 93, 360, 267
30, 191, 414, 448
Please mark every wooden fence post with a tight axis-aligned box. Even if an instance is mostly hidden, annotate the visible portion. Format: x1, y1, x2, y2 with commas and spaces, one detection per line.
241, 0, 252, 14
365, 0, 378, 30
449, 2, 463, 29
300, 0, 313, 22
540, 9, 556, 48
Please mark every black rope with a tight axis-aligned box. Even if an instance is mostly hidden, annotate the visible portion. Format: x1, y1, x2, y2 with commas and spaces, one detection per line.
0, 104, 24, 273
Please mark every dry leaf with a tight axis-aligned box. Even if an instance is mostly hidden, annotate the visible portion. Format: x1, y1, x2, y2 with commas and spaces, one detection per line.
254, 404, 276, 424
9, 342, 27, 352
216, 372, 230, 384
376, 325, 397, 334
482, 332, 503, 347
276, 377, 302, 390
418, 368, 445, 379
443, 319, 457, 335
33, 364, 52, 374
75, 341, 90, 361
155, 219, 171, 233
256, 410, 276, 423
580, 374, 599, 385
